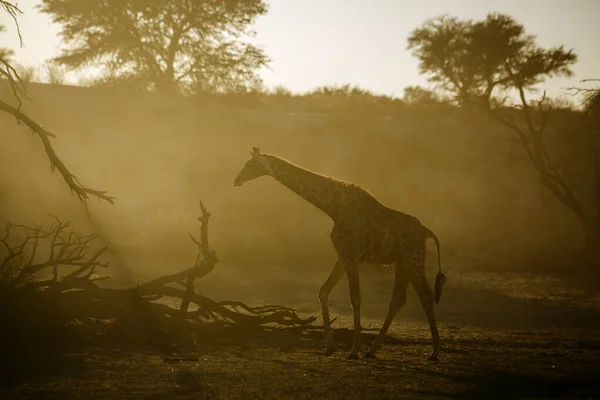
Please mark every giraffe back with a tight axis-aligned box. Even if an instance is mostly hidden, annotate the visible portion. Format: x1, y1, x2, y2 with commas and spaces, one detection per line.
331, 201, 425, 266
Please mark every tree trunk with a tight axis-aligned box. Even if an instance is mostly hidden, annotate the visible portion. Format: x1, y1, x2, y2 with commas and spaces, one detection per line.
155, 62, 177, 94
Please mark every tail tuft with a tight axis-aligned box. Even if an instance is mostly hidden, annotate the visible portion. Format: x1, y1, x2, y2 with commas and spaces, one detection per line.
434, 272, 446, 305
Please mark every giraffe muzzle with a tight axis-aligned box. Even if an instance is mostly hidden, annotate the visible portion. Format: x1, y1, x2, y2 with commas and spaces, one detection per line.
233, 177, 242, 187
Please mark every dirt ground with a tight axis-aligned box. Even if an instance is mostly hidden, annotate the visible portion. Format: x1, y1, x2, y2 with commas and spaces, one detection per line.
1, 262, 600, 399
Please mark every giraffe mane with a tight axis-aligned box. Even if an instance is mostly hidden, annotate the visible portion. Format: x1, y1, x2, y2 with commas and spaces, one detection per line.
266, 154, 373, 195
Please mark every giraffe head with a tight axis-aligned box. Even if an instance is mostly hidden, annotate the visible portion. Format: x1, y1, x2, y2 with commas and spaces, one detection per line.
234, 147, 269, 187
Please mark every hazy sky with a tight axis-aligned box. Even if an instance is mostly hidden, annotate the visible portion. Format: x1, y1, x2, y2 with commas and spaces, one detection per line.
1, 0, 598, 99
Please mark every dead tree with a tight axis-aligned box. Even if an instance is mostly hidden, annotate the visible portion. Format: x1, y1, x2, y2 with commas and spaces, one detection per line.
0, 202, 316, 353
478, 79, 600, 261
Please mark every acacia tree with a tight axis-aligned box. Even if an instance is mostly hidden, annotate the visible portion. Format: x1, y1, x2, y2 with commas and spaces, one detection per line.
407, 14, 576, 106
1, 1, 113, 205
39, 0, 269, 94
407, 13, 600, 256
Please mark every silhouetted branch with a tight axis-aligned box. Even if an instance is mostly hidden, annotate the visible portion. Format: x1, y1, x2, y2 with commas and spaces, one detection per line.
0, 59, 28, 109
565, 78, 600, 116
0, 218, 110, 288
0, 203, 316, 353
0, 100, 115, 205
479, 87, 590, 226
1, 1, 114, 206
0, 1, 22, 46
566, 87, 599, 95
134, 202, 314, 331
1, 1, 27, 110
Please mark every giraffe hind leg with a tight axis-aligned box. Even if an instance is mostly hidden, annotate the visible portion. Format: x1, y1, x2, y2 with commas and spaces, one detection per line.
344, 262, 362, 360
412, 271, 441, 361
364, 262, 409, 359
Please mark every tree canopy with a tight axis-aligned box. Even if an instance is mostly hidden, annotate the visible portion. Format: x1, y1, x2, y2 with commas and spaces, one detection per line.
407, 13, 577, 105
39, 0, 269, 94
407, 13, 600, 255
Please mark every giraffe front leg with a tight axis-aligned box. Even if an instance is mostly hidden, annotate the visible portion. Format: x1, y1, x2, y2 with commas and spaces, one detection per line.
345, 263, 362, 360
365, 264, 409, 359
318, 259, 345, 356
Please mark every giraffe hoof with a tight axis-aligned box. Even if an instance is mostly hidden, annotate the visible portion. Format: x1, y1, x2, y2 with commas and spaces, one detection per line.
363, 352, 378, 359
427, 354, 439, 361
346, 353, 359, 360
325, 349, 335, 356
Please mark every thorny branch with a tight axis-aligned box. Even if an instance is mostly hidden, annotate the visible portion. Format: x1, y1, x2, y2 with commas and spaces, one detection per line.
0, 216, 110, 287
0, 1, 22, 46
1, 1, 114, 206
565, 79, 600, 117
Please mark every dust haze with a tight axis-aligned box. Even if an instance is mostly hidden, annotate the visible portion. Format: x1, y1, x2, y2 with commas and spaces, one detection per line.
0, 81, 591, 321
2, 83, 599, 398
1, 83, 584, 276
3, 0, 600, 396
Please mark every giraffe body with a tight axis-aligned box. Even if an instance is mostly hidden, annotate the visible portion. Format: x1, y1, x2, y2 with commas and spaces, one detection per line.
234, 148, 446, 360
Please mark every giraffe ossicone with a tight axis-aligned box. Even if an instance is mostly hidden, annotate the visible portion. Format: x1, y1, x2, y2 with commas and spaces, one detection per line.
234, 148, 446, 360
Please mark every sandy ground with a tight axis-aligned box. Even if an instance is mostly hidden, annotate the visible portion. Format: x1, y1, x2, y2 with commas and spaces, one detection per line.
1, 264, 600, 399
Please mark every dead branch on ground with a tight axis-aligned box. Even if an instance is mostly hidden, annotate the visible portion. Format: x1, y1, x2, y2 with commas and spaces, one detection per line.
0, 216, 110, 288
0, 202, 316, 353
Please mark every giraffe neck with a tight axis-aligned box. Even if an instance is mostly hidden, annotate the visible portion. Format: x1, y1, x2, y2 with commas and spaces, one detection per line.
261, 155, 352, 220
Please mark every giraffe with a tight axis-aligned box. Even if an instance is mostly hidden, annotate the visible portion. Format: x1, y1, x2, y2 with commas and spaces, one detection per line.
234, 147, 446, 360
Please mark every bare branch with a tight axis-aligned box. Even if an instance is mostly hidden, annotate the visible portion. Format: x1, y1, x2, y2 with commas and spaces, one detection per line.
0, 58, 28, 109
564, 78, 600, 116
1, 204, 317, 354
475, 81, 592, 233
0, 1, 23, 47
1, 2, 114, 206
0, 100, 115, 205
565, 87, 599, 95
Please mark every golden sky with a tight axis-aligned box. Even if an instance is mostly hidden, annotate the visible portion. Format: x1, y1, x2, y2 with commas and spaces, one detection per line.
1, 0, 598, 98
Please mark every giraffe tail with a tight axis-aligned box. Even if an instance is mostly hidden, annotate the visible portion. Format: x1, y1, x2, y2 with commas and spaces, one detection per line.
424, 226, 446, 305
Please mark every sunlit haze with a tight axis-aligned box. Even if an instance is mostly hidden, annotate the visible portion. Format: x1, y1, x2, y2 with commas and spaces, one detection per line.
2, 0, 600, 396
1, 0, 598, 98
